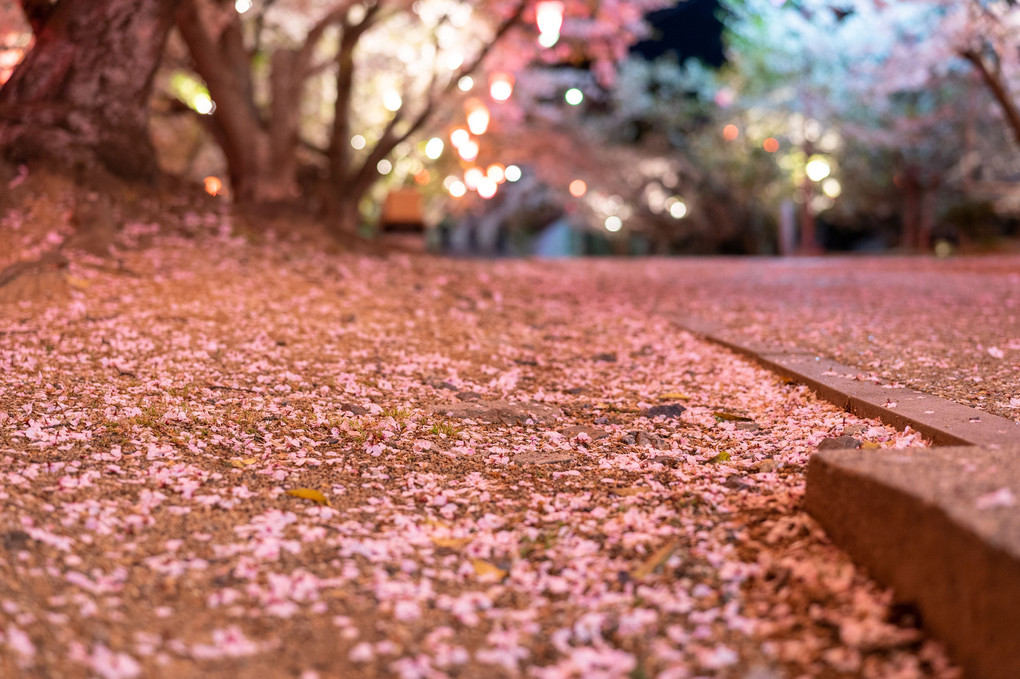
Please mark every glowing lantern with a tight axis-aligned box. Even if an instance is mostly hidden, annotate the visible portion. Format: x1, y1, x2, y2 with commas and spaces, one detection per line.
465, 99, 490, 135
536, 1, 564, 46
489, 72, 514, 102
457, 139, 479, 162
449, 127, 470, 148
204, 176, 223, 196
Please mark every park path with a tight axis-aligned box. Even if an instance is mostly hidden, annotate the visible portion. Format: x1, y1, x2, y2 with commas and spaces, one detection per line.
0, 223, 964, 678
635, 255, 1020, 424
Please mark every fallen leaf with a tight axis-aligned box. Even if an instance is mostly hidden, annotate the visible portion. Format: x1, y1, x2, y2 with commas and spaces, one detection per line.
431, 536, 472, 549
631, 539, 680, 579
286, 488, 331, 506
609, 487, 649, 497
64, 275, 92, 290
860, 442, 882, 449
705, 451, 731, 463
471, 558, 507, 580
659, 392, 690, 401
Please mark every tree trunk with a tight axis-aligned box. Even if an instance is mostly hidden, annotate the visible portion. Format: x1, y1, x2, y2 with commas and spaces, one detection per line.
176, 0, 334, 203
901, 168, 921, 251
0, 0, 178, 180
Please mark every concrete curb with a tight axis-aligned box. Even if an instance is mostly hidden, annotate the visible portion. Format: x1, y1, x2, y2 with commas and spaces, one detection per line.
675, 316, 1020, 679
677, 317, 1020, 448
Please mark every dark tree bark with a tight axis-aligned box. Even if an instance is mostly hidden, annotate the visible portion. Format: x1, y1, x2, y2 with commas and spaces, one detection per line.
0, 0, 179, 180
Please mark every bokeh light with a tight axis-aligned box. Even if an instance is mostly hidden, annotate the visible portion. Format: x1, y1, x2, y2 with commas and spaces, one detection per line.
565, 88, 584, 106
203, 176, 223, 196
477, 177, 498, 199
604, 216, 622, 232
383, 91, 403, 112
377, 159, 392, 175
489, 72, 514, 102
457, 139, 479, 162
464, 167, 484, 190
667, 198, 687, 219
568, 179, 587, 197
449, 128, 469, 148
424, 137, 444, 160
466, 102, 490, 135
448, 180, 467, 198
763, 137, 780, 153
193, 93, 214, 115
351, 135, 367, 150
235, 0, 252, 13
505, 165, 522, 182
722, 124, 739, 141
822, 178, 842, 198
487, 164, 506, 184
457, 76, 474, 91
805, 157, 831, 182
536, 1, 564, 46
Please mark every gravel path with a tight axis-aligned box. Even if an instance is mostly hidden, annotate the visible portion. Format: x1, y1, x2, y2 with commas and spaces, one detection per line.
0, 225, 958, 678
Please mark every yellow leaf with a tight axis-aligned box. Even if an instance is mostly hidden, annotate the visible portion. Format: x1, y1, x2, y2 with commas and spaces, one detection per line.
659, 392, 690, 401
431, 536, 472, 549
861, 442, 882, 449
286, 488, 331, 506
705, 451, 731, 464
631, 539, 680, 579
471, 558, 507, 580
64, 275, 92, 290
610, 487, 649, 497
227, 457, 259, 469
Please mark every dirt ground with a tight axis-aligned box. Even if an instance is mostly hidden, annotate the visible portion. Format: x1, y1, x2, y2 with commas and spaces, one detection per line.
0, 204, 969, 678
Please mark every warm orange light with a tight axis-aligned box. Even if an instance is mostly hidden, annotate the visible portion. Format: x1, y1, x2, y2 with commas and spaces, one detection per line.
489, 72, 514, 102
204, 176, 223, 196
457, 139, 479, 162
464, 167, 485, 190
450, 127, 470, 148
763, 137, 780, 153
466, 99, 490, 135
414, 169, 431, 185
722, 124, 739, 141
486, 164, 506, 184
568, 179, 587, 198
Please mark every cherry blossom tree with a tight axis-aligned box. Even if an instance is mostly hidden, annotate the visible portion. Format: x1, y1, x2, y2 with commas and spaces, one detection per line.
171, 0, 669, 235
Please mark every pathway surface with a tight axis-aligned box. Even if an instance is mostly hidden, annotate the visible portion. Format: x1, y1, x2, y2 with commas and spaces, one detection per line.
0, 223, 978, 678
642, 256, 1020, 423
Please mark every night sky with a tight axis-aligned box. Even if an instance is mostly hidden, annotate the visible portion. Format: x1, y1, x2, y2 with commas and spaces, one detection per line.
633, 0, 726, 67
